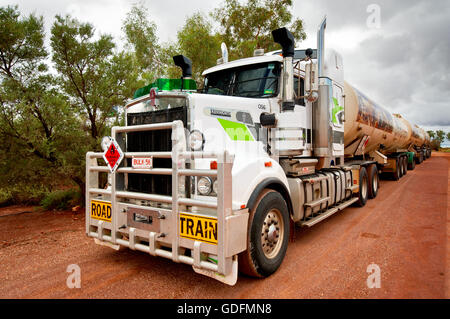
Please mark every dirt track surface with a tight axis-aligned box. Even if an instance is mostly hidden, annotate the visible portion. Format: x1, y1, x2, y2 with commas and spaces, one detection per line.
0, 153, 448, 299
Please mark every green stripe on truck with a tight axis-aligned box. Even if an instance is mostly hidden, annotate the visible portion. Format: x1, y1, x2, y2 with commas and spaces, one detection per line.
217, 118, 255, 141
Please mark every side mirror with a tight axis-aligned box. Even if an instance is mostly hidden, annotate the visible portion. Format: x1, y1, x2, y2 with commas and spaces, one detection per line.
304, 61, 319, 103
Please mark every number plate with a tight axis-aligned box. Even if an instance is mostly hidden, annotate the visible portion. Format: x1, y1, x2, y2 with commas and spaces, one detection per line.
132, 157, 153, 169
179, 213, 218, 245
127, 207, 161, 233
90, 200, 112, 222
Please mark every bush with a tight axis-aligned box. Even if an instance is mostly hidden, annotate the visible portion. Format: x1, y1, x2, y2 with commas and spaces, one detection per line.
0, 189, 14, 207
0, 185, 49, 207
40, 189, 81, 211
431, 139, 441, 151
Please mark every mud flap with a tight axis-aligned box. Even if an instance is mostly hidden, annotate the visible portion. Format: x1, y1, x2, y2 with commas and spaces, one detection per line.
193, 256, 238, 286
289, 219, 296, 243
94, 238, 121, 251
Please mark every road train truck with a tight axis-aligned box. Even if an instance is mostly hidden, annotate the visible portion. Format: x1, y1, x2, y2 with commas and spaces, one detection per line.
85, 18, 431, 285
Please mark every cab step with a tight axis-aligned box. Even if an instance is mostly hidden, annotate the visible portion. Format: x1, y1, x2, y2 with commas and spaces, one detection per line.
300, 197, 359, 227
304, 197, 330, 208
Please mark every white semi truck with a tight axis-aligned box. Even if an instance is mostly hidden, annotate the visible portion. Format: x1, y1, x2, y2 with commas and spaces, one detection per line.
86, 18, 431, 285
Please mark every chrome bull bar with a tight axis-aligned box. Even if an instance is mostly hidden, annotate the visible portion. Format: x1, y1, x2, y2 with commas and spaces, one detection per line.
85, 120, 248, 285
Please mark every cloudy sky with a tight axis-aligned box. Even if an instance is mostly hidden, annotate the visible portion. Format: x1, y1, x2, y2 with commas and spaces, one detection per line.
2, 0, 449, 137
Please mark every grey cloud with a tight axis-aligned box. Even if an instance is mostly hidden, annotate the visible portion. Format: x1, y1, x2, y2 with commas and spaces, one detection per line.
304, 0, 450, 127
1, 0, 448, 128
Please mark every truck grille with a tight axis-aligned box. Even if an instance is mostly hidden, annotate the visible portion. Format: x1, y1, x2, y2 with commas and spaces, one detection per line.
126, 107, 187, 196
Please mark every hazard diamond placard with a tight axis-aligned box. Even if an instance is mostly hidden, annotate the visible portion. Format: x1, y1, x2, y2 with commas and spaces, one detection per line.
103, 138, 124, 173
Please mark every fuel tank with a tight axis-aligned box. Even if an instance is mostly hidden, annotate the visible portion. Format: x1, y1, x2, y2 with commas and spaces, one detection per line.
344, 82, 425, 155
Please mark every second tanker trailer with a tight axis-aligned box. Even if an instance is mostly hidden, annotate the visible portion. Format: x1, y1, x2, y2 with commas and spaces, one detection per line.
344, 82, 431, 180
85, 18, 431, 285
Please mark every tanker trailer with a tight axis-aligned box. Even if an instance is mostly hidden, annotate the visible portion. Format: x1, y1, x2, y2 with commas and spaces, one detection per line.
410, 125, 427, 164
343, 83, 416, 180
420, 128, 432, 159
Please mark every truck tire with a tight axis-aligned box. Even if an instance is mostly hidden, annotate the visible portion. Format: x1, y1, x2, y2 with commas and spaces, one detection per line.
393, 158, 401, 181
408, 157, 416, 170
238, 189, 290, 278
399, 157, 405, 178
402, 156, 408, 176
368, 164, 379, 199
416, 152, 423, 164
356, 167, 369, 207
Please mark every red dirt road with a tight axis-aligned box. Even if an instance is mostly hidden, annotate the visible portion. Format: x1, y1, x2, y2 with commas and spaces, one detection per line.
0, 153, 448, 299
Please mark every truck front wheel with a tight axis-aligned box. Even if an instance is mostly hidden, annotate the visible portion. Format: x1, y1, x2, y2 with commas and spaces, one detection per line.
238, 189, 290, 278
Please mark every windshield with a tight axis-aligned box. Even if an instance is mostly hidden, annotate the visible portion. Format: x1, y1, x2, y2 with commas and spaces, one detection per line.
203, 62, 280, 98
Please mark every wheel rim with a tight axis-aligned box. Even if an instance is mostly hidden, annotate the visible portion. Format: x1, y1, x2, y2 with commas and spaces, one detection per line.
261, 209, 284, 259
373, 172, 378, 193
361, 174, 368, 199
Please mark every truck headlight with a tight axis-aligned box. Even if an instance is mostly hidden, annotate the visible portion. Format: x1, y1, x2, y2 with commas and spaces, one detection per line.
188, 130, 205, 151
101, 136, 112, 151
197, 177, 212, 196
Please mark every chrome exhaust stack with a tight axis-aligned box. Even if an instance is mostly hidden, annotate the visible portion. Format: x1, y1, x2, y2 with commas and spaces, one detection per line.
312, 17, 333, 166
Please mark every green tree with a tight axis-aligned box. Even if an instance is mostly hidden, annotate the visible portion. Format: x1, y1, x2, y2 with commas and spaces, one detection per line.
427, 130, 435, 139
51, 15, 138, 140
446, 132, 450, 141
122, 3, 166, 83
435, 130, 445, 144
0, 5, 83, 201
176, 13, 222, 83
212, 0, 306, 59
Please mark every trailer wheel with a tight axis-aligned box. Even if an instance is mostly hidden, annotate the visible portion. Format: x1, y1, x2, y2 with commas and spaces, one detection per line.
238, 189, 290, 278
408, 157, 416, 170
393, 158, 401, 181
402, 156, 408, 176
399, 158, 405, 178
368, 165, 379, 199
356, 167, 369, 207
416, 152, 423, 164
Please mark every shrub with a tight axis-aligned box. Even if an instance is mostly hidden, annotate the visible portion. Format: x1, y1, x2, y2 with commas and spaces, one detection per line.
0, 189, 14, 207
40, 189, 81, 211
0, 185, 49, 207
